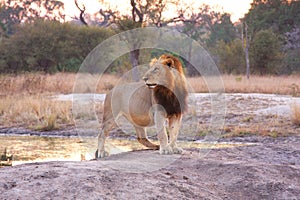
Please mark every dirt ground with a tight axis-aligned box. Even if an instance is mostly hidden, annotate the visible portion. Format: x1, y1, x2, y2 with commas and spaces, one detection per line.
0, 135, 299, 200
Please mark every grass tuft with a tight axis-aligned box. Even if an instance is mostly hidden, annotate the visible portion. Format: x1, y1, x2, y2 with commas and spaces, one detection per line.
35, 114, 58, 131
291, 102, 300, 126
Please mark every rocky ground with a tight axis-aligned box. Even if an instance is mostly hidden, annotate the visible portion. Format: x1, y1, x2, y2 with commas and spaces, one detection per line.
0, 136, 299, 200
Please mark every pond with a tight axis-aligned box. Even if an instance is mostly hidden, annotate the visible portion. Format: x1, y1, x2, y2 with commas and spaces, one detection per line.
0, 135, 250, 167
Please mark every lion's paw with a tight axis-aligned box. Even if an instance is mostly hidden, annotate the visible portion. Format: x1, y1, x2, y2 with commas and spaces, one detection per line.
172, 146, 183, 154
95, 149, 109, 159
159, 145, 173, 155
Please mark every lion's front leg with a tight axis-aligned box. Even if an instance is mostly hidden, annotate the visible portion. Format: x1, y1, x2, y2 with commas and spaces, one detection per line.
169, 115, 183, 154
95, 130, 109, 158
154, 111, 173, 155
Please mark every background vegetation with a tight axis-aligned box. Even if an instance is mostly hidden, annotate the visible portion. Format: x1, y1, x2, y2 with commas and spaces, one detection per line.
0, 20, 115, 73
0, 0, 299, 76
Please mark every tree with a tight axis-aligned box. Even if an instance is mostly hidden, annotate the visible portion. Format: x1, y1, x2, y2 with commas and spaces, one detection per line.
244, 0, 300, 36
0, 20, 115, 73
116, 0, 174, 80
172, 4, 236, 76
212, 39, 245, 74
75, 0, 172, 80
206, 13, 236, 47
239, 22, 251, 79
74, 0, 118, 27
241, 0, 300, 76
250, 29, 283, 74
0, 0, 65, 35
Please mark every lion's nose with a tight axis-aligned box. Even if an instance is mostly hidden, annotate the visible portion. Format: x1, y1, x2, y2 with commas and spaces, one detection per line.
142, 77, 148, 82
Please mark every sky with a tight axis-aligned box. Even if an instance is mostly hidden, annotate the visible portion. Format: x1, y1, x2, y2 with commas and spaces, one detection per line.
63, 0, 253, 23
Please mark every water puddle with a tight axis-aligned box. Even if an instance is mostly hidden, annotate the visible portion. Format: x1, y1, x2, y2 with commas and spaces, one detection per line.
0, 135, 252, 167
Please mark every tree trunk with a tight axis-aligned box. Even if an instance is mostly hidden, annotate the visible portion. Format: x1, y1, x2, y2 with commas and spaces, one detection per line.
245, 47, 250, 79
243, 22, 250, 79
129, 49, 140, 81
186, 42, 199, 76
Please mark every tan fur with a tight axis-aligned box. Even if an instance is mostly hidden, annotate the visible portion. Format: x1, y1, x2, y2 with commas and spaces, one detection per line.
95, 54, 188, 158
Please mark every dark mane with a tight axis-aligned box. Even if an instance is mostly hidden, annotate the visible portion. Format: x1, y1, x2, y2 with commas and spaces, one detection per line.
153, 85, 188, 117
151, 54, 188, 117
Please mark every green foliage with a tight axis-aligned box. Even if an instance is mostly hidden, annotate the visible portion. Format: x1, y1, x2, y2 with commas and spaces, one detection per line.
207, 13, 236, 47
108, 53, 133, 75
250, 29, 283, 74
116, 17, 142, 31
0, 0, 65, 35
0, 20, 115, 73
177, 5, 236, 48
245, 0, 300, 35
58, 58, 83, 72
283, 49, 300, 75
211, 39, 245, 74
242, 0, 300, 75
174, 5, 237, 75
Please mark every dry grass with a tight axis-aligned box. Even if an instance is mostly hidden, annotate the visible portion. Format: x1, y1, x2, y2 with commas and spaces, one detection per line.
0, 73, 118, 129
0, 95, 73, 130
1, 73, 300, 96
0, 73, 119, 95
222, 75, 300, 96
188, 74, 300, 96
0, 73, 75, 95
291, 102, 300, 126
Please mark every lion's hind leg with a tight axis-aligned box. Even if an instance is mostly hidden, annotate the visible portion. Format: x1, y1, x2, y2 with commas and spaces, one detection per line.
95, 117, 116, 158
135, 126, 159, 150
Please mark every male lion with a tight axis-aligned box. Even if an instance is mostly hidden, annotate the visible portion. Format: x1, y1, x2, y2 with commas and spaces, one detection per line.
95, 54, 188, 158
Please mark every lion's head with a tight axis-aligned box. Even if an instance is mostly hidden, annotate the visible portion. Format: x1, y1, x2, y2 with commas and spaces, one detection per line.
142, 54, 188, 116
143, 54, 184, 90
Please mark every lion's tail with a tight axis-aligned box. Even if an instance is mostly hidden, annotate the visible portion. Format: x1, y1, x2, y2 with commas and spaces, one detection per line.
137, 138, 159, 150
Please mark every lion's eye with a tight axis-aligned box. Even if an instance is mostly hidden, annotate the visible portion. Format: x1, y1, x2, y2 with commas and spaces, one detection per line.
153, 67, 159, 72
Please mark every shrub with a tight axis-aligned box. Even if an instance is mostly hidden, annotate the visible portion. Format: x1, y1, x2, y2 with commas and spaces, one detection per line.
250, 29, 283, 75
211, 39, 245, 74
283, 49, 300, 75
0, 20, 115, 73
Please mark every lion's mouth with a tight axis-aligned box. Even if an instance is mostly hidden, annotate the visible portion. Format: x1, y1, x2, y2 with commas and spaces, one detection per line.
146, 83, 157, 89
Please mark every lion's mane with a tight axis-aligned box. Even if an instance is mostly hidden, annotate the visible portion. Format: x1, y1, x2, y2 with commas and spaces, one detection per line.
153, 54, 188, 117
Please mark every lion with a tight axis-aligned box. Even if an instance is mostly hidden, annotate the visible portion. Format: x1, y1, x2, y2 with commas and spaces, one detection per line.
95, 54, 188, 158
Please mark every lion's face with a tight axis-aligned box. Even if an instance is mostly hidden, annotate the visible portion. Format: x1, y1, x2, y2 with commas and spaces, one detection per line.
142, 57, 175, 89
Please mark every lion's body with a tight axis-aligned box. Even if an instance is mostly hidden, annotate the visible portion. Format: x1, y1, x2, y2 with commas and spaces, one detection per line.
96, 54, 188, 158
108, 82, 154, 127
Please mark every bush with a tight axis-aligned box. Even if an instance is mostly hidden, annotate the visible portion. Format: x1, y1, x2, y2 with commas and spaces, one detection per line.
283, 49, 300, 74
57, 58, 82, 72
211, 39, 245, 74
250, 29, 283, 75
0, 20, 115, 73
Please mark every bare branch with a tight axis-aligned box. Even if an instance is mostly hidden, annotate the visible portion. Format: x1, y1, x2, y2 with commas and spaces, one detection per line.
74, 0, 88, 26
98, 8, 117, 27
130, 0, 143, 23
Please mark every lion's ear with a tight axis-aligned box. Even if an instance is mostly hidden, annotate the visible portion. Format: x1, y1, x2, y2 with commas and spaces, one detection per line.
149, 58, 158, 67
163, 58, 174, 68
